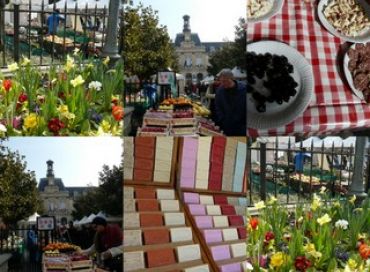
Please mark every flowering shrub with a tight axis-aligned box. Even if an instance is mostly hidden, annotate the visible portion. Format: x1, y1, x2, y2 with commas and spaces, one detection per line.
245, 191, 370, 271
0, 54, 123, 136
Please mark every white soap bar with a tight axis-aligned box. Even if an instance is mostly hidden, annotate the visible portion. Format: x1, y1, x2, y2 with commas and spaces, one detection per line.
153, 170, 171, 183
164, 212, 185, 226
176, 244, 201, 262
222, 228, 239, 241
123, 230, 142, 247
156, 188, 175, 200
195, 178, 209, 190
154, 160, 172, 171
184, 264, 210, 272
196, 169, 210, 180
227, 197, 239, 205
199, 195, 214, 205
170, 227, 193, 242
123, 199, 135, 212
156, 136, 174, 150
231, 242, 247, 258
160, 200, 180, 211
206, 205, 221, 215
124, 187, 134, 199
123, 213, 140, 228
124, 251, 145, 271
213, 216, 229, 227
234, 206, 246, 216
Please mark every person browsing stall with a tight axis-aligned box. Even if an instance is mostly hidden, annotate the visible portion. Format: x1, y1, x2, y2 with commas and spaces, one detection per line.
47, 9, 65, 35
80, 217, 123, 272
215, 69, 246, 136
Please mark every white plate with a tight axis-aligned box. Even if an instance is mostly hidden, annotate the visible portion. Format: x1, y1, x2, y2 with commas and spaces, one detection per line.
317, 0, 370, 43
247, 0, 284, 23
247, 40, 314, 130
343, 43, 366, 100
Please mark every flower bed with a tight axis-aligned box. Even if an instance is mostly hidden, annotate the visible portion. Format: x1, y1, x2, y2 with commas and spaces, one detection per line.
0, 53, 123, 136
245, 190, 370, 271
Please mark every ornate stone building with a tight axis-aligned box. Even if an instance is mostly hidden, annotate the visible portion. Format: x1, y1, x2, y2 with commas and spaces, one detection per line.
174, 15, 227, 87
38, 160, 93, 225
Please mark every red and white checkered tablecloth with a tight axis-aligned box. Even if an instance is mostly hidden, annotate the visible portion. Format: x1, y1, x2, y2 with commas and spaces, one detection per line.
247, 0, 370, 137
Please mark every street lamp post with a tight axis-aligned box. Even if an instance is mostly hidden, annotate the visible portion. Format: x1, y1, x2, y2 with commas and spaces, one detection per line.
12, 0, 21, 62
348, 136, 368, 204
101, 0, 121, 63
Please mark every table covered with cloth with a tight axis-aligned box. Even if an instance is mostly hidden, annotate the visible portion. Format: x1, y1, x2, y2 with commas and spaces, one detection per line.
247, 0, 370, 136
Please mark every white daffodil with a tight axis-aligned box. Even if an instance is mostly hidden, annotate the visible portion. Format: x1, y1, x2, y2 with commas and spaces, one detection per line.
88, 81, 102, 91
21, 57, 31, 66
335, 219, 349, 230
0, 123, 7, 132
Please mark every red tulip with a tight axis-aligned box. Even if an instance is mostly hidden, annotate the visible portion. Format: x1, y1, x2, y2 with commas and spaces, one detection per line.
48, 118, 65, 136
18, 92, 28, 103
295, 256, 311, 271
3, 79, 12, 92
249, 217, 259, 230
112, 105, 123, 121
265, 231, 275, 242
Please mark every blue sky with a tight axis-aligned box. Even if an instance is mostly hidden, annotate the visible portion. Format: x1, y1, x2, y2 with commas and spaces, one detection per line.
2, 137, 122, 187
135, 0, 246, 42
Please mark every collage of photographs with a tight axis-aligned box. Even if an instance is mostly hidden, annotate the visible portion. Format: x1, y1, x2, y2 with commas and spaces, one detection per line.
0, 0, 369, 271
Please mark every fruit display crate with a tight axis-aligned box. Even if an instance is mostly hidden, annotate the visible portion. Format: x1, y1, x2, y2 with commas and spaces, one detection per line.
171, 118, 197, 127
42, 254, 93, 272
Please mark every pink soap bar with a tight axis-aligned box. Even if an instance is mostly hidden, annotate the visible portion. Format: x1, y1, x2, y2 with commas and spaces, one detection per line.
211, 245, 230, 261
194, 216, 213, 229
219, 263, 242, 272
188, 204, 206, 215
183, 138, 199, 152
203, 229, 222, 244
183, 192, 199, 204
180, 176, 195, 188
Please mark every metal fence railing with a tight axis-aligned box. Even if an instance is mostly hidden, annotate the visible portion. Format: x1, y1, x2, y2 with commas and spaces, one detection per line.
247, 137, 370, 205
0, 0, 123, 67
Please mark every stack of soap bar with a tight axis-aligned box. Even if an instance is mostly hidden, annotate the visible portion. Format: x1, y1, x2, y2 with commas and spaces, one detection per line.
180, 137, 198, 188
233, 142, 247, 192
222, 138, 238, 191
133, 137, 156, 182
195, 137, 212, 189
124, 137, 134, 180
154, 137, 173, 183
209, 137, 226, 191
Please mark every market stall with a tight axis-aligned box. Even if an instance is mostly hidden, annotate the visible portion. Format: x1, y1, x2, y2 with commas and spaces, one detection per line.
247, 0, 370, 136
123, 136, 248, 271
137, 97, 223, 136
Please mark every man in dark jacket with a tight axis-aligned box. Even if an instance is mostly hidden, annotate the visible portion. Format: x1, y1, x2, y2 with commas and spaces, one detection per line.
81, 217, 122, 272
215, 69, 246, 136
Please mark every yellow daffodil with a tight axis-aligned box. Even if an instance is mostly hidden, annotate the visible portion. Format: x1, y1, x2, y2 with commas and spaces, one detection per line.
23, 113, 38, 130
267, 195, 277, 205
270, 252, 287, 268
317, 213, 331, 226
100, 120, 111, 133
358, 233, 366, 240
87, 63, 94, 69
63, 112, 75, 120
297, 216, 304, 223
255, 200, 266, 210
311, 199, 321, 211
304, 243, 316, 253
349, 195, 356, 205
58, 105, 69, 113
64, 55, 75, 72
347, 259, 358, 271
333, 201, 341, 208
319, 186, 326, 194
103, 56, 110, 65
8, 62, 19, 72
70, 75, 85, 88
21, 57, 31, 66
354, 208, 363, 213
